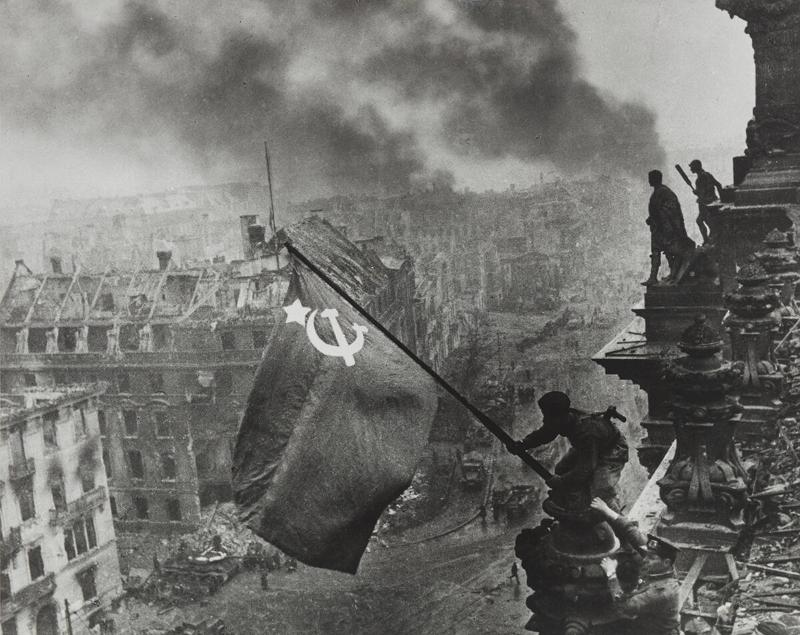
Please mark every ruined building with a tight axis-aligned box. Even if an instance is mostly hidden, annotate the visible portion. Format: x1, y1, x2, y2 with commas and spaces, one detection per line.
0, 217, 419, 536
0, 183, 270, 293
291, 175, 646, 372
0, 385, 122, 635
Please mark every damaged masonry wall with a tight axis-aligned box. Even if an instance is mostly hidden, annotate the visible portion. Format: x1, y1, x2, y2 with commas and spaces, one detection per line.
0, 217, 421, 536
0, 384, 122, 635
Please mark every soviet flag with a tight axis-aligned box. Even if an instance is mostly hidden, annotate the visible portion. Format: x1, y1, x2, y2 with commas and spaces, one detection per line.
232, 252, 438, 574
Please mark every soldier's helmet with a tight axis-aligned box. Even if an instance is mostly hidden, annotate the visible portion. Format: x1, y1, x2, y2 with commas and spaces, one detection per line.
645, 533, 679, 563
537, 391, 570, 415
689, 159, 702, 170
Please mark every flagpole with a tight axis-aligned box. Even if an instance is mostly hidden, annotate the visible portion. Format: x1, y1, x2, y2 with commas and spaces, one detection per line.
284, 241, 554, 482
264, 140, 280, 270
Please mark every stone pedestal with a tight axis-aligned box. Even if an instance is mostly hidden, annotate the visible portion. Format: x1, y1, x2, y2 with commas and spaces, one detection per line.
516, 489, 628, 634
656, 316, 748, 551
637, 282, 725, 343
755, 229, 800, 342
724, 257, 783, 440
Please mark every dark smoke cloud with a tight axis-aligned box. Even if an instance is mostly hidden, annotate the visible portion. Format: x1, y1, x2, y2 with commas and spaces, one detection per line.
1, 0, 663, 201
363, 0, 664, 176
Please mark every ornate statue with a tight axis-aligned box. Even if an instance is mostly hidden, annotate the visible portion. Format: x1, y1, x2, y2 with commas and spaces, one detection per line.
745, 117, 766, 158
643, 170, 696, 286
744, 116, 800, 156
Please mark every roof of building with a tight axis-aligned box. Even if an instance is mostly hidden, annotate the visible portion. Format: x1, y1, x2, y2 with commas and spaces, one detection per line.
49, 182, 266, 220
0, 217, 394, 328
0, 383, 108, 428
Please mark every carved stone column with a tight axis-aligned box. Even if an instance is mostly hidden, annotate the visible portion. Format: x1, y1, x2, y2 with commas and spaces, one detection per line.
724, 257, 782, 372
724, 257, 784, 441
717, 0, 800, 194
709, 1, 800, 294
755, 228, 800, 342
656, 316, 748, 550
515, 480, 626, 633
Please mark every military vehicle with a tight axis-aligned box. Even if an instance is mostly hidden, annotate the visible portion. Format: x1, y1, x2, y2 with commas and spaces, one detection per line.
460, 450, 486, 488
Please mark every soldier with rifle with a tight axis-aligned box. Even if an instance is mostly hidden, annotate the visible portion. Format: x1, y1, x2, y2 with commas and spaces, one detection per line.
676, 160, 723, 245
506, 391, 629, 510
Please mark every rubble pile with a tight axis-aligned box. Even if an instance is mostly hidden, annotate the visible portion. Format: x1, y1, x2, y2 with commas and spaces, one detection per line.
151, 503, 264, 560
725, 407, 800, 632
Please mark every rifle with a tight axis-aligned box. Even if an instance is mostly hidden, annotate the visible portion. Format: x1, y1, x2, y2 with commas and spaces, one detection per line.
675, 164, 697, 195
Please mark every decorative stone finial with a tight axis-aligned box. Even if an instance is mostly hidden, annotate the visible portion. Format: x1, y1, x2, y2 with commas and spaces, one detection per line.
764, 227, 791, 247
736, 255, 770, 285
659, 314, 748, 546
679, 315, 723, 357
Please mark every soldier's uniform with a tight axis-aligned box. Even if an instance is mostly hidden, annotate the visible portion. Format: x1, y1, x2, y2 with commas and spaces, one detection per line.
606, 515, 681, 635
522, 408, 628, 509
694, 168, 722, 244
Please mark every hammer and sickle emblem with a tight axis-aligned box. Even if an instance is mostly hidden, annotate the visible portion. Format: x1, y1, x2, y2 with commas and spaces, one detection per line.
305, 308, 368, 367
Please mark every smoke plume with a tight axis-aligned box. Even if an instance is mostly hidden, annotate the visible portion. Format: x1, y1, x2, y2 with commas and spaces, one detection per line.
0, 0, 664, 201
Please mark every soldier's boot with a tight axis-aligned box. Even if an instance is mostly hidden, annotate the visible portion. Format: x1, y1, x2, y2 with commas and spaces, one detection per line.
641, 253, 660, 286
697, 217, 710, 244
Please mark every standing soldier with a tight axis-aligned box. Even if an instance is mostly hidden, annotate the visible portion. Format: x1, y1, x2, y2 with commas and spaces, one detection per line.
689, 159, 723, 245
510, 562, 520, 584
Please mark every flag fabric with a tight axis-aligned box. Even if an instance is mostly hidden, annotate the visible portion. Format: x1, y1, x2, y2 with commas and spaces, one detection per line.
232, 254, 438, 574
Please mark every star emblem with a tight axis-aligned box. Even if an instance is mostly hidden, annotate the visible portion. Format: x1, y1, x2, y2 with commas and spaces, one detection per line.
283, 299, 310, 326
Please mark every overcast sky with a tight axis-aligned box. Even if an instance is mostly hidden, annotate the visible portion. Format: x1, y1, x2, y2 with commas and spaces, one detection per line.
561, 0, 753, 182
0, 1, 754, 210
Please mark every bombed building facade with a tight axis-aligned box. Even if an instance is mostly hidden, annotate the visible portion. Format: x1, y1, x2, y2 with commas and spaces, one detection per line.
0, 183, 269, 287
293, 175, 646, 328
0, 217, 419, 537
0, 385, 122, 635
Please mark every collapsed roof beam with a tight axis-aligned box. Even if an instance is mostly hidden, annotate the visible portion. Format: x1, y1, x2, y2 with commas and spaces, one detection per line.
177, 270, 221, 323
23, 274, 50, 325
84, 265, 111, 322
53, 264, 82, 324
147, 258, 172, 321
